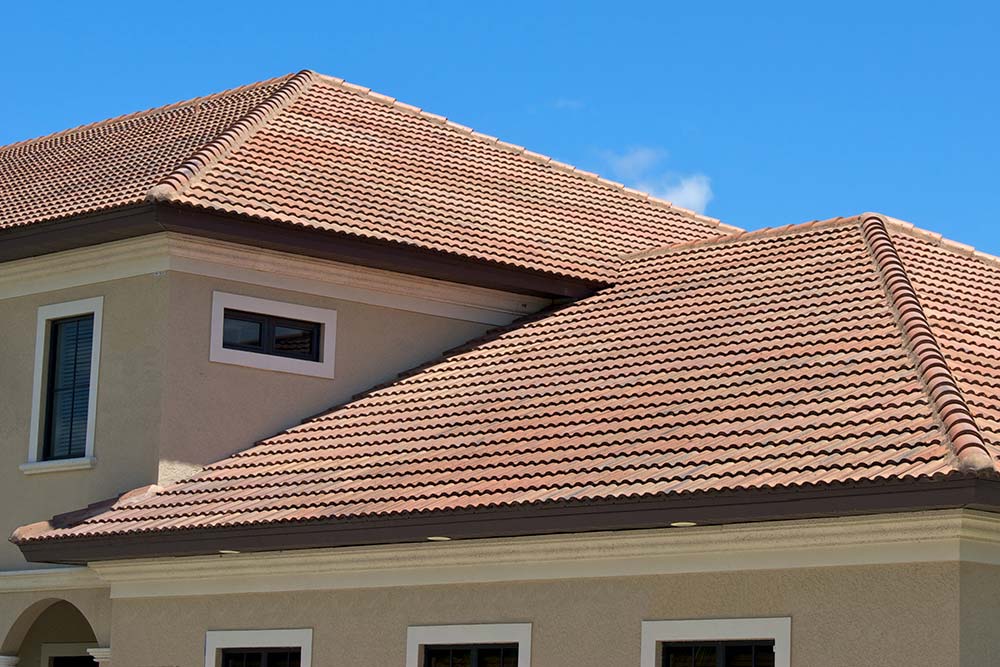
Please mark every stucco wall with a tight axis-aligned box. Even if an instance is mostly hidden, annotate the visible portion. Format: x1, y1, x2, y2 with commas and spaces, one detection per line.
0, 276, 168, 570
0, 267, 492, 571
959, 562, 1000, 666
158, 272, 490, 481
15, 600, 98, 667
0, 587, 111, 654
109, 562, 961, 667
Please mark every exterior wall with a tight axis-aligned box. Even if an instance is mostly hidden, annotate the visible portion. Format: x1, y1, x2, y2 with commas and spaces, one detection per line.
157, 272, 489, 481
0, 587, 111, 654
0, 255, 493, 570
959, 562, 1000, 666
0, 276, 168, 570
109, 562, 961, 667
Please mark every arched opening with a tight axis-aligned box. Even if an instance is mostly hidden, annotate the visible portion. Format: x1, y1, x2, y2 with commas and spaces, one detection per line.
2, 599, 98, 666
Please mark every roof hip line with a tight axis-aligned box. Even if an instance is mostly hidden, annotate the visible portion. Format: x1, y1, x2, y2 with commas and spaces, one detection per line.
859, 213, 996, 475
146, 70, 316, 201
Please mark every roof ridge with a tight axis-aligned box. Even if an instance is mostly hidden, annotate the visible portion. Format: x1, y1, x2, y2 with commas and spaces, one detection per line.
310, 73, 739, 235
621, 215, 862, 263
147, 70, 317, 202
0, 73, 294, 155
859, 213, 996, 475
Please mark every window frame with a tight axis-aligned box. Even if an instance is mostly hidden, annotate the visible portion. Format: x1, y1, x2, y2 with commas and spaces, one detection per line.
204, 629, 312, 667
640, 618, 790, 667
209, 292, 337, 379
222, 309, 322, 362
24, 297, 103, 474
406, 624, 531, 667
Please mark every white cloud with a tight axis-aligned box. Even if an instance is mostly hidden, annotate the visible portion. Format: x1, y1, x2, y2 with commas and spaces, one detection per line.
601, 147, 713, 214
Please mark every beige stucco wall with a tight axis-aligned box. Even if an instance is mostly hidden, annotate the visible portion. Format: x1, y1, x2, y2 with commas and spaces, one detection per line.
107, 562, 962, 667
0, 587, 110, 655
0, 267, 492, 571
959, 562, 1000, 666
0, 276, 168, 570
14, 600, 98, 667
158, 272, 489, 480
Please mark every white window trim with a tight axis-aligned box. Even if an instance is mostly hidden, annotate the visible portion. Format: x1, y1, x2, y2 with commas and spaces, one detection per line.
209, 291, 337, 379
25, 296, 103, 471
406, 623, 531, 667
40, 641, 98, 662
640, 617, 791, 667
204, 628, 312, 667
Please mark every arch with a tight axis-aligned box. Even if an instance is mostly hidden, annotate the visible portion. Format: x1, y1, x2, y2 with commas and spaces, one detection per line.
1, 598, 98, 656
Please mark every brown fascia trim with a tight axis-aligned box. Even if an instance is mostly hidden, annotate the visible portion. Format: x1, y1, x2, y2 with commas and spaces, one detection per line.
0, 203, 602, 299
860, 214, 997, 473
17, 476, 1000, 565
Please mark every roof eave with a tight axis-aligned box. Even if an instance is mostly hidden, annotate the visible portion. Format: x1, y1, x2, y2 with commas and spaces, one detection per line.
16, 475, 1000, 565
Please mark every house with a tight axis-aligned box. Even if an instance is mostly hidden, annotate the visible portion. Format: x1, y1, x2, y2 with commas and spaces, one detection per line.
1, 69, 999, 667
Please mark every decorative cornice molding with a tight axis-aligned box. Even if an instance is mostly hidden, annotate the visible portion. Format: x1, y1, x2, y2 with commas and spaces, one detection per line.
860, 214, 995, 474
0, 566, 103, 593
0, 233, 546, 324
88, 510, 1000, 599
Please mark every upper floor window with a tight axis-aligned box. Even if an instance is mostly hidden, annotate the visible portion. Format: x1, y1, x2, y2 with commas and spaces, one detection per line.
221, 648, 302, 667
223, 309, 321, 362
23, 297, 103, 474
44, 314, 95, 460
205, 629, 312, 667
210, 292, 337, 379
662, 641, 774, 667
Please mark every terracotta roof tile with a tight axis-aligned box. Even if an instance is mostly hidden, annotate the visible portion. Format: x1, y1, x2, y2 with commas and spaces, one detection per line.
18, 215, 999, 546
1, 70, 733, 282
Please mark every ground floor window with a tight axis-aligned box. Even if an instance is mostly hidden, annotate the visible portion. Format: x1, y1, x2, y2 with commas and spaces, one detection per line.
407, 624, 531, 667
50, 659, 96, 667
204, 629, 312, 667
424, 643, 518, 667
221, 648, 301, 667
662, 640, 774, 667
641, 618, 790, 667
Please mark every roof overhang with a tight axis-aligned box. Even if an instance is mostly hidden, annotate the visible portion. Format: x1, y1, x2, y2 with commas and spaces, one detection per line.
0, 203, 603, 299
17, 476, 1000, 565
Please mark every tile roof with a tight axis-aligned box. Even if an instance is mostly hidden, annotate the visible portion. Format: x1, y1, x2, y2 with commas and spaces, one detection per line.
15, 214, 1000, 548
0, 70, 735, 282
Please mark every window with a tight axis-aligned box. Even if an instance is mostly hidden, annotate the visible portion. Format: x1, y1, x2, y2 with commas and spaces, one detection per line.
44, 314, 95, 460
204, 629, 312, 667
24, 297, 103, 473
220, 648, 301, 667
424, 644, 518, 667
640, 619, 790, 667
223, 310, 321, 361
407, 624, 530, 667
210, 292, 337, 379
661, 640, 774, 667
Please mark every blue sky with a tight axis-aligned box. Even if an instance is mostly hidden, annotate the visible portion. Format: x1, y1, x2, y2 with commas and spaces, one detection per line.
2, 1, 997, 251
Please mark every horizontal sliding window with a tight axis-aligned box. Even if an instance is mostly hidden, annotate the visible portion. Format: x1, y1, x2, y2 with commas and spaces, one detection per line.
425, 644, 518, 667
223, 309, 321, 362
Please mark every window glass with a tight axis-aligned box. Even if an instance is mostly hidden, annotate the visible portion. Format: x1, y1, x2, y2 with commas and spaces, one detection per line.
220, 649, 300, 667
222, 309, 320, 361
224, 316, 263, 348
44, 314, 94, 460
662, 642, 774, 667
424, 645, 517, 667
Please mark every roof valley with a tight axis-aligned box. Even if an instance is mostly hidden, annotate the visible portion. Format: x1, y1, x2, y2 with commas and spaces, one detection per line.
146, 70, 317, 202
859, 214, 996, 475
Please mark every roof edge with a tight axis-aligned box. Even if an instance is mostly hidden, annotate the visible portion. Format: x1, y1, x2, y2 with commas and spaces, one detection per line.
860, 213, 996, 475
310, 73, 739, 234
146, 70, 316, 202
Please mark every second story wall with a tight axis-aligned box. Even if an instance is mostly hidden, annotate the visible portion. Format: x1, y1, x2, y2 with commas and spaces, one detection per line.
0, 233, 550, 570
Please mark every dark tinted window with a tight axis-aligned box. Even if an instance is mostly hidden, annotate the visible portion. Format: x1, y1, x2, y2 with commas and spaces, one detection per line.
424, 644, 518, 667
663, 642, 774, 667
222, 309, 321, 362
220, 648, 301, 667
44, 314, 94, 460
